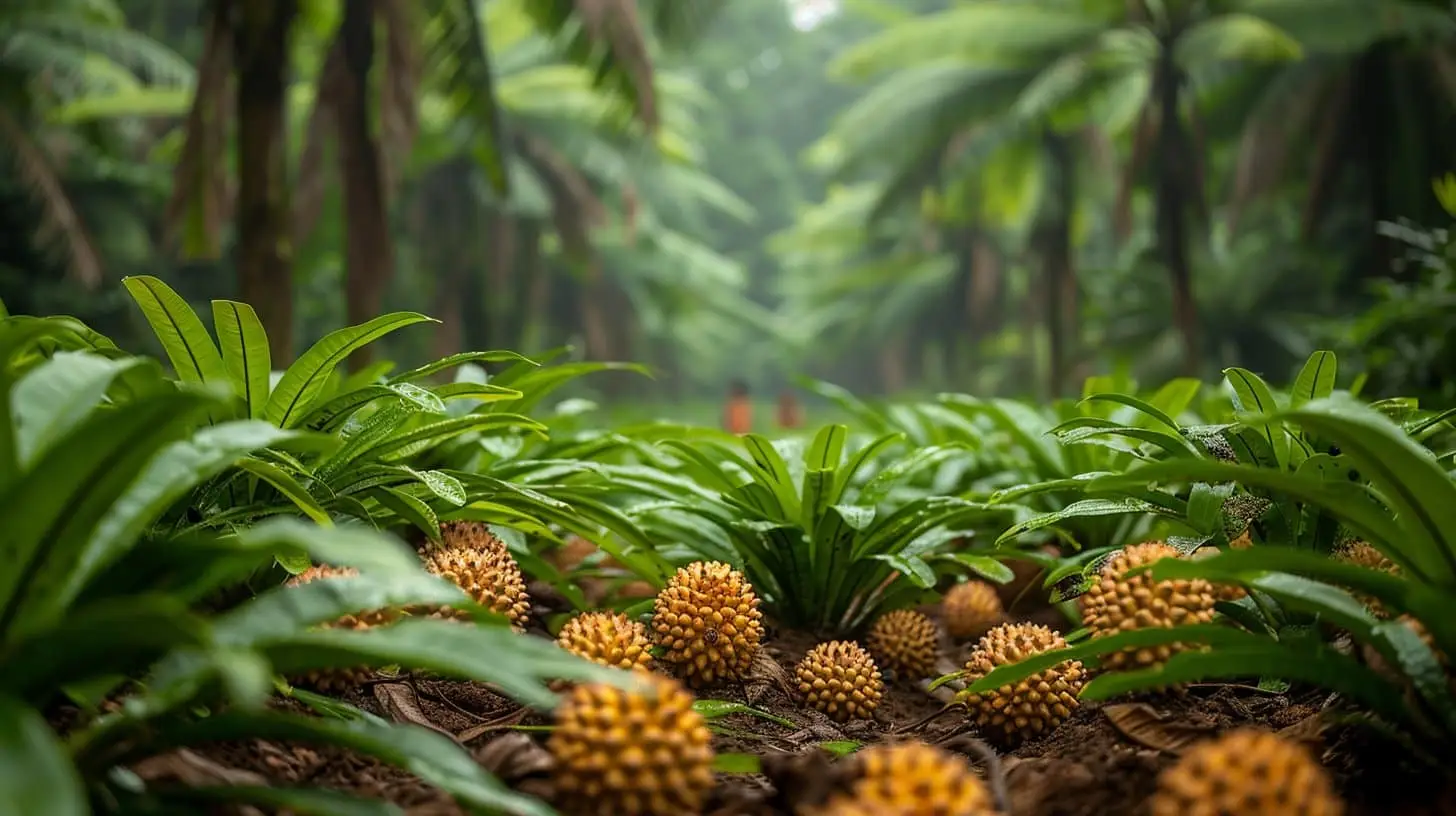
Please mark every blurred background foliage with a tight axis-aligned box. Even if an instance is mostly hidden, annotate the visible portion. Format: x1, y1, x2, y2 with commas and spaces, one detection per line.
2, 0, 1454, 409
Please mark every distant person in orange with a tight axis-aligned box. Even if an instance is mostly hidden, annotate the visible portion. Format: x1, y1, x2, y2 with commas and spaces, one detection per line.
723, 380, 752, 435
776, 389, 803, 430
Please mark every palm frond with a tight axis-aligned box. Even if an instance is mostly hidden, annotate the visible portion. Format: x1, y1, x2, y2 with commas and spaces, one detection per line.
523, 0, 658, 131
0, 108, 102, 287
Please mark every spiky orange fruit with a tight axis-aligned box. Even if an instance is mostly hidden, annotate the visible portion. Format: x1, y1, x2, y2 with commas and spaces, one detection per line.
651, 561, 763, 687
796, 641, 884, 722
549, 673, 715, 816
1079, 541, 1216, 671
957, 622, 1083, 747
1335, 540, 1400, 618
558, 611, 654, 670
802, 741, 995, 816
1150, 729, 1344, 816
865, 609, 941, 681
285, 565, 399, 692
421, 522, 531, 629
941, 581, 1004, 640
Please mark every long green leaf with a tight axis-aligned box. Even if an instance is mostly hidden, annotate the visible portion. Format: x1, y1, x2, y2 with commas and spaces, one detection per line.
0, 388, 218, 643
121, 276, 227, 386
1224, 367, 1288, 468
0, 695, 86, 816
212, 300, 273, 418
10, 352, 148, 467
265, 313, 437, 429
1290, 350, 1336, 408
234, 457, 333, 524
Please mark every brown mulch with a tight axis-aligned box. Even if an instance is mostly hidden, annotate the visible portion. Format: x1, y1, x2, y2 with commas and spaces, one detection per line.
102, 612, 1456, 816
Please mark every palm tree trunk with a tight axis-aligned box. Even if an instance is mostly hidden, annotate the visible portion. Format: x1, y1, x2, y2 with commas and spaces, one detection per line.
1040, 130, 1076, 398
233, 0, 298, 362
1153, 41, 1200, 376
484, 210, 517, 348
337, 0, 395, 371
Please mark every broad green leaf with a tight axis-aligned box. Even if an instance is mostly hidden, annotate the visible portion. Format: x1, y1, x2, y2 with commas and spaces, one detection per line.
942, 553, 1016, 583
995, 498, 1182, 547
712, 753, 763, 774
1175, 12, 1303, 68
256, 618, 627, 710
741, 434, 801, 520
235, 517, 424, 575
1276, 397, 1456, 581
212, 300, 273, 418
1224, 367, 1288, 469
1290, 351, 1336, 408
123, 709, 554, 816
11, 352, 148, 467
121, 276, 227, 386
213, 573, 467, 647
0, 695, 86, 816
833, 431, 905, 503
4, 595, 208, 698
873, 553, 936, 587
0, 388, 218, 642
1080, 392, 1181, 432
234, 458, 333, 525
368, 486, 441, 536
373, 414, 548, 461
388, 350, 535, 383
266, 313, 437, 428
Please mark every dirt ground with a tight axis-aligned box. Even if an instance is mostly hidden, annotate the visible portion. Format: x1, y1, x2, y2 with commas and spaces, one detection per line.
120, 610, 1455, 816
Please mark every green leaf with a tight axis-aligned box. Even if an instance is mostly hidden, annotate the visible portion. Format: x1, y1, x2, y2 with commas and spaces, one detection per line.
1224, 367, 1288, 469
388, 350, 535, 383
1290, 351, 1336, 409
1080, 392, 1181, 432
942, 553, 1016, 583
0, 388, 219, 642
692, 699, 796, 728
0, 695, 86, 816
873, 553, 936, 587
115, 709, 553, 816
712, 753, 762, 774
1175, 12, 1303, 67
10, 352, 148, 467
995, 498, 1181, 547
212, 301, 273, 419
120, 276, 227, 386
213, 573, 466, 648
234, 458, 333, 525
4, 595, 207, 698
1275, 397, 1456, 584
373, 414, 548, 461
817, 740, 862, 756
368, 486, 440, 537
265, 313, 437, 429
741, 434, 802, 520
236, 517, 424, 575
255, 619, 627, 710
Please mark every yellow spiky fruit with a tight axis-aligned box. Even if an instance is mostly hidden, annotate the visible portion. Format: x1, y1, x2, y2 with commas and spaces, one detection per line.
796, 641, 884, 723
1335, 540, 1400, 618
1150, 729, 1344, 816
557, 611, 655, 673
864, 610, 941, 681
802, 741, 995, 816
957, 622, 1083, 747
420, 522, 531, 629
285, 565, 399, 692
1192, 546, 1247, 603
1079, 541, 1217, 671
549, 673, 715, 816
941, 581, 1004, 640
651, 561, 763, 687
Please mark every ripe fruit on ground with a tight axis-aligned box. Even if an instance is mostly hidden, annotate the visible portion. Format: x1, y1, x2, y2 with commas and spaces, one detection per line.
557, 611, 654, 673
865, 609, 941, 681
1150, 728, 1344, 816
420, 521, 531, 629
1079, 541, 1216, 671
796, 641, 884, 722
1192, 546, 1247, 603
285, 565, 399, 692
958, 622, 1083, 747
1334, 540, 1399, 617
651, 561, 763, 687
941, 581, 1003, 640
802, 741, 994, 816
548, 673, 715, 816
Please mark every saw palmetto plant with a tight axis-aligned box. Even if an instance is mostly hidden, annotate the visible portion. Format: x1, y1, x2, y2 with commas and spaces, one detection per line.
0, 312, 626, 814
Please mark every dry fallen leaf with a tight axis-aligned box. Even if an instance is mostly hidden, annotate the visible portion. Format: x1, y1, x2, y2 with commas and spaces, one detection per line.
374, 682, 458, 741
1102, 702, 1216, 754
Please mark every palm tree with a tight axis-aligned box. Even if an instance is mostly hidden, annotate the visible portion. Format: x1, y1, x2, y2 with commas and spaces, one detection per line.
1, 0, 191, 289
